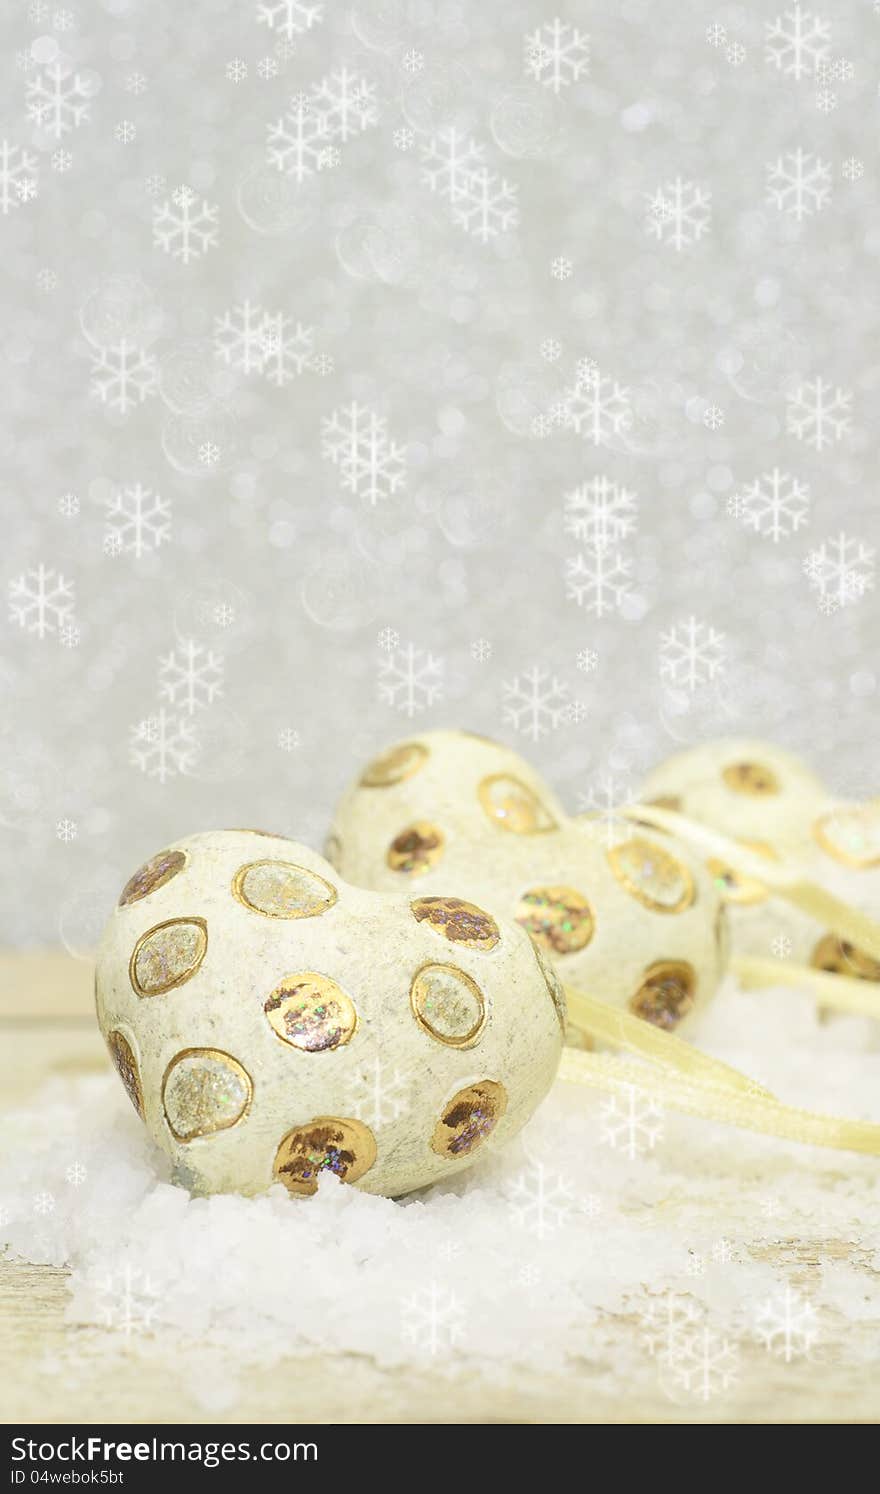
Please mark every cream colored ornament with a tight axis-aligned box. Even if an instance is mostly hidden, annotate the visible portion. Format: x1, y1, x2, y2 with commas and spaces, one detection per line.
95, 830, 563, 1199
327, 730, 728, 1037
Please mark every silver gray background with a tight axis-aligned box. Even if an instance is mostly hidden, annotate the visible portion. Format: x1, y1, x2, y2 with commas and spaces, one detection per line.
2, 0, 878, 948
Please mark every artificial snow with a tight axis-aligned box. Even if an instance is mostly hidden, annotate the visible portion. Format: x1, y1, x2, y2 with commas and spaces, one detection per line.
2, 975, 880, 1403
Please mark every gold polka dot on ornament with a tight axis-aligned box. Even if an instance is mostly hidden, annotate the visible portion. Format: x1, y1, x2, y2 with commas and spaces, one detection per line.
232, 860, 338, 919
607, 837, 694, 914
386, 821, 445, 875
813, 806, 880, 869
707, 841, 776, 905
529, 936, 567, 1032
118, 848, 187, 907
360, 741, 428, 787
811, 934, 880, 982
106, 1030, 144, 1118
430, 1080, 507, 1159
629, 961, 696, 1030
129, 917, 208, 996
515, 885, 594, 955
721, 761, 780, 796
264, 972, 358, 1052
410, 895, 499, 950
162, 1048, 252, 1141
273, 1116, 377, 1196
476, 773, 557, 834
410, 964, 487, 1047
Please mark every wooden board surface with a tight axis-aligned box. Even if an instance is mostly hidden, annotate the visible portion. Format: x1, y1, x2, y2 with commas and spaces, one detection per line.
1, 952, 878, 1425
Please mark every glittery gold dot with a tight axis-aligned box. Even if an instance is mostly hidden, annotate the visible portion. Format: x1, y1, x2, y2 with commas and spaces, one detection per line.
707, 841, 777, 905
386, 821, 445, 875
813, 806, 880, 869
529, 935, 567, 1032
410, 895, 499, 950
360, 741, 428, 787
162, 1048, 253, 1141
515, 885, 594, 955
232, 860, 338, 919
721, 761, 780, 796
264, 972, 358, 1052
106, 1030, 144, 1118
430, 1080, 507, 1159
477, 773, 557, 834
118, 848, 187, 907
129, 917, 208, 996
410, 964, 487, 1047
273, 1116, 377, 1196
811, 934, 880, 982
629, 961, 696, 1030
607, 837, 694, 914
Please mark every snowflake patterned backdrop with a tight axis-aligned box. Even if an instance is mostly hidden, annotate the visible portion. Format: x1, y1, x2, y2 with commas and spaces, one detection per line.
2, 0, 880, 944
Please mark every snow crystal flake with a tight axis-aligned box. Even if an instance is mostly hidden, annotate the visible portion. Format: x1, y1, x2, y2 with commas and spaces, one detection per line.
659, 617, 727, 694
55, 818, 78, 842
577, 771, 634, 846
786, 377, 851, 450
562, 368, 631, 446
129, 710, 199, 784
564, 475, 638, 551
728, 468, 810, 542
645, 179, 712, 251
502, 667, 570, 742
508, 1163, 575, 1239
804, 531, 874, 609
349, 1059, 411, 1127
401, 1282, 465, 1356
96, 1262, 159, 1338
565, 547, 633, 617
765, 5, 831, 80
158, 640, 224, 715
766, 148, 831, 219
104, 484, 170, 558
267, 94, 332, 180
257, 0, 323, 39
671, 1325, 739, 1402
26, 61, 92, 140
312, 67, 377, 142
321, 402, 407, 505
420, 128, 485, 203
153, 186, 219, 265
600, 1086, 664, 1159
452, 166, 519, 243
89, 341, 158, 415
524, 19, 590, 94
755, 1285, 818, 1362
0, 140, 39, 214
9, 564, 75, 640
378, 642, 444, 718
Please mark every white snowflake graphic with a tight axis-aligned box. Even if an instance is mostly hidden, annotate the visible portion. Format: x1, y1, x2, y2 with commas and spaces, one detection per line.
565, 546, 633, 617
378, 641, 444, 718
804, 531, 874, 609
766, 148, 831, 220
659, 617, 727, 694
104, 484, 171, 557
267, 93, 332, 180
96, 1262, 159, 1338
401, 1281, 465, 1356
9, 564, 75, 640
771, 933, 793, 958
452, 166, 519, 243
508, 1163, 575, 1238
728, 468, 810, 542
349, 1059, 411, 1126
89, 341, 158, 415
33, 1190, 56, 1216
577, 647, 598, 673
313, 67, 377, 142
159, 640, 224, 715
672, 1326, 739, 1402
765, 5, 831, 80
214, 299, 269, 376
260, 313, 313, 386
65, 1162, 87, 1187
321, 402, 407, 504
756, 1285, 818, 1362
26, 61, 92, 139
421, 128, 486, 203
502, 666, 570, 742
562, 368, 631, 446
130, 709, 199, 783
563, 475, 638, 550
524, 19, 590, 94
153, 186, 219, 265
645, 179, 712, 250
56, 818, 78, 842
600, 1085, 664, 1159
576, 771, 634, 846
786, 377, 852, 450
256, 0, 323, 40
0, 139, 39, 214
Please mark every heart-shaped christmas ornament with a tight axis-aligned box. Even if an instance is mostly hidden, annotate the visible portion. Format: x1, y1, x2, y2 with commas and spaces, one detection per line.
326, 730, 728, 1037
95, 830, 564, 1199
